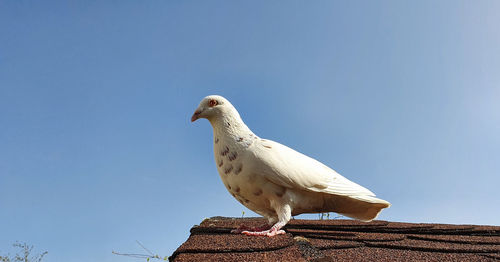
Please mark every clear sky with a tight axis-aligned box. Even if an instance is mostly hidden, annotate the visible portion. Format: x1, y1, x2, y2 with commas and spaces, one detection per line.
1, 1, 499, 261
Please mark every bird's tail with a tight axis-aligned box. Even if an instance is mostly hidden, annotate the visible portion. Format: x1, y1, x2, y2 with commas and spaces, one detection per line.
322, 194, 391, 222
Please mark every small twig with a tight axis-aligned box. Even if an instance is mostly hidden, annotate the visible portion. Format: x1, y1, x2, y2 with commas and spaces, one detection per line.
112, 241, 168, 261
112, 251, 152, 259
136, 240, 154, 256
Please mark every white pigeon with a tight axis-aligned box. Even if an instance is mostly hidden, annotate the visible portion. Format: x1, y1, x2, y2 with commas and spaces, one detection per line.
191, 95, 390, 237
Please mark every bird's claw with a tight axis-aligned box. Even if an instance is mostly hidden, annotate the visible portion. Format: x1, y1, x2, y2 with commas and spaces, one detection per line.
241, 229, 286, 237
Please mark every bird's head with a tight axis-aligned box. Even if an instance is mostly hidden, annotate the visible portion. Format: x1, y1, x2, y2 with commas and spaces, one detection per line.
191, 95, 234, 123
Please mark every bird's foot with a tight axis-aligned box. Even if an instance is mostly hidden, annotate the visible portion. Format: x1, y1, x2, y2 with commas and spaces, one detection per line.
231, 224, 272, 234
241, 228, 286, 237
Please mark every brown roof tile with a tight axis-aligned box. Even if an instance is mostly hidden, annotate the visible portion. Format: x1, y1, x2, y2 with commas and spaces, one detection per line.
175, 233, 294, 253
174, 245, 306, 262
170, 217, 500, 261
323, 247, 497, 262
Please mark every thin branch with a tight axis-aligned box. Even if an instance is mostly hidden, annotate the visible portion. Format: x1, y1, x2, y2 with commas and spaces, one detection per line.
135, 240, 154, 256
113, 240, 168, 260
112, 251, 152, 259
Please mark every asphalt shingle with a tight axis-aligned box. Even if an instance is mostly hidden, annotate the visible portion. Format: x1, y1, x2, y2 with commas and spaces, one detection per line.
169, 217, 500, 261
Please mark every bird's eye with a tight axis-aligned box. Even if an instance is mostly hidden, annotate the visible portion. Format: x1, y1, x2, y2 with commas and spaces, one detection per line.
209, 99, 218, 107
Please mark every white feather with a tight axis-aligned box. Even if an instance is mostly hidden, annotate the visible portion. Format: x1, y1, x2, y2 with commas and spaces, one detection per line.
251, 139, 379, 198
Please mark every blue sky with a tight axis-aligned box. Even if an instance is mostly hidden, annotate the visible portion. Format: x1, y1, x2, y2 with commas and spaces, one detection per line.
1, 1, 499, 261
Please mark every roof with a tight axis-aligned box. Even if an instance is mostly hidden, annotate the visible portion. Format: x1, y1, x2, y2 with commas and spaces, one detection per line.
169, 216, 500, 261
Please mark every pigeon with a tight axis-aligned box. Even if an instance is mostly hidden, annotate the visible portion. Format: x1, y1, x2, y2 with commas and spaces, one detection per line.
191, 95, 390, 237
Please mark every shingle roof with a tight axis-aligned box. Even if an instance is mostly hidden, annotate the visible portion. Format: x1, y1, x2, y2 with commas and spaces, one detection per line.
170, 216, 500, 261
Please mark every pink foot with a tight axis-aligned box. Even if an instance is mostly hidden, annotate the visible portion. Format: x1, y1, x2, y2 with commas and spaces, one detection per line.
241, 228, 286, 237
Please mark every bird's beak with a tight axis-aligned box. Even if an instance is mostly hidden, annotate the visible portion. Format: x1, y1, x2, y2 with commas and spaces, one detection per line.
191, 109, 201, 122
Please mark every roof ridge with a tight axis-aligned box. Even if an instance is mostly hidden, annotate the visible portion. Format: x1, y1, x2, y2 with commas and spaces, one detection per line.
169, 238, 296, 262
170, 217, 500, 261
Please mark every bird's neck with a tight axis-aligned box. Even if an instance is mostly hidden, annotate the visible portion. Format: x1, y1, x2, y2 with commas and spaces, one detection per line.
209, 113, 255, 141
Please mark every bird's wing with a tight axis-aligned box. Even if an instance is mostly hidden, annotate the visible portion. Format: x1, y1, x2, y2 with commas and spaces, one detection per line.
250, 139, 376, 197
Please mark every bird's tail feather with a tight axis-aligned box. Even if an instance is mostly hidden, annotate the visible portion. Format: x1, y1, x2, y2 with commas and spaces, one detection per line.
322, 194, 391, 222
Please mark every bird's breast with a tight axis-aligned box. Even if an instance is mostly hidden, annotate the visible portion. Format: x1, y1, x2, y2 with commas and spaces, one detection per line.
213, 139, 280, 215
213, 142, 326, 218
214, 141, 247, 192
